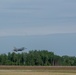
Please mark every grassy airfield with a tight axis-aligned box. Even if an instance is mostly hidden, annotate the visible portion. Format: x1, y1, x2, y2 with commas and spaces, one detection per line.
0, 66, 76, 75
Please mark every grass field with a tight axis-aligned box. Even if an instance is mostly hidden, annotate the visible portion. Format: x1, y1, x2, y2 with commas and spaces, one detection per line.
0, 66, 76, 75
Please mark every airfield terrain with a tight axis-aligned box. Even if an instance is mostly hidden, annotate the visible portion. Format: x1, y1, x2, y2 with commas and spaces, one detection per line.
0, 66, 76, 75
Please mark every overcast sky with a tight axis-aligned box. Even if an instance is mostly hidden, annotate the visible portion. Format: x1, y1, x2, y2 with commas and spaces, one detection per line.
0, 0, 76, 36
0, 0, 76, 56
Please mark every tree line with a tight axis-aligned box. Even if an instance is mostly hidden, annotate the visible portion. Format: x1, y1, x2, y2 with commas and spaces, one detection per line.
0, 50, 76, 66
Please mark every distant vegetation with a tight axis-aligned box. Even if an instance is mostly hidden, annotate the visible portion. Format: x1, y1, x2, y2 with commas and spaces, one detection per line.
0, 50, 76, 66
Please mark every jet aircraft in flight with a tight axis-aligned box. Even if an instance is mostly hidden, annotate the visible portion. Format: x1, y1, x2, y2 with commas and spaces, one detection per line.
13, 47, 26, 52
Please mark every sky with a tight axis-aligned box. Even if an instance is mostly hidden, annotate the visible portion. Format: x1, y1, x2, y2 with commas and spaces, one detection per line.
0, 0, 76, 56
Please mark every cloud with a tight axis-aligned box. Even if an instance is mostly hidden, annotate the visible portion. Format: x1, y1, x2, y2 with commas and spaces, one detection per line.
0, 0, 76, 37
63, 0, 76, 3
0, 26, 76, 37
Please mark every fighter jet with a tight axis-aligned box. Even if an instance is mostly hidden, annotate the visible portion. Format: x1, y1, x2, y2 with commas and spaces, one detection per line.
13, 47, 26, 52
